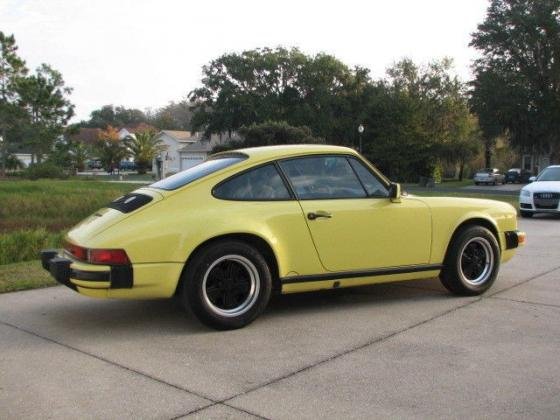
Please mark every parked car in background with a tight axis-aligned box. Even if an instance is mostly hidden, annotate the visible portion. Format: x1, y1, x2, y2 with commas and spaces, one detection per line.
86, 159, 103, 170
119, 160, 137, 171
474, 168, 505, 185
41, 145, 524, 330
505, 168, 531, 184
519, 165, 560, 218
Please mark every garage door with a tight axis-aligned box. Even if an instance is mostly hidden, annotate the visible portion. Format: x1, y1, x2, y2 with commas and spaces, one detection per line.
181, 156, 204, 170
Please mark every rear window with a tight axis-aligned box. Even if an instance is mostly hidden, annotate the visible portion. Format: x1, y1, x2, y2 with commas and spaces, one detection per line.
150, 153, 247, 190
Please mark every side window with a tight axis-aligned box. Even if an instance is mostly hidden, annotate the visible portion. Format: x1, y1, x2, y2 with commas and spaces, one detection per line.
279, 156, 367, 199
348, 158, 389, 197
213, 164, 291, 200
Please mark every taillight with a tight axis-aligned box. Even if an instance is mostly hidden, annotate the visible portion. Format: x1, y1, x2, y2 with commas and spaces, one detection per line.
65, 242, 88, 261
89, 249, 130, 265
64, 242, 130, 265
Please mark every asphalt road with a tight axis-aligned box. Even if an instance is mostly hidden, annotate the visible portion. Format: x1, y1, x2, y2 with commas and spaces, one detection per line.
1, 215, 559, 419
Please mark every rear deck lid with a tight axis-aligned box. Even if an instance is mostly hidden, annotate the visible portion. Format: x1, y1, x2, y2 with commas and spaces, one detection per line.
67, 187, 163, 245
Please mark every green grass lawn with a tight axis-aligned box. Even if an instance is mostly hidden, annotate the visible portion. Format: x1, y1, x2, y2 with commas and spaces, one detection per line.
0, 179, 141, 293
0, 260, 56, 293
0, 179, 138, 267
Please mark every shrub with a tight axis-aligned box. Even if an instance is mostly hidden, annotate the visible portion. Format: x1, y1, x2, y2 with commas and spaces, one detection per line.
0, 229, 64, 265
24, 162, 67, 180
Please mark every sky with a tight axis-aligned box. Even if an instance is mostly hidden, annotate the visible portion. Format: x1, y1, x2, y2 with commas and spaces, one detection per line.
1, 0, 490, 121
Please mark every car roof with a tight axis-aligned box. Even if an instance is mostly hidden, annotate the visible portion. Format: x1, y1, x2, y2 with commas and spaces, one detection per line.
217, 144, 359, 162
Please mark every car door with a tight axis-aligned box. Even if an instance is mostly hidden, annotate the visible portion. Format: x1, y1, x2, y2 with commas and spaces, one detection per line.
279, 155, 432, 273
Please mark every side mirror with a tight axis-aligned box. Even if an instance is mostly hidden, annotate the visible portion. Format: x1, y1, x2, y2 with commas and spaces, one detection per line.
389, 182, 402, 203
529, 176, 536, 183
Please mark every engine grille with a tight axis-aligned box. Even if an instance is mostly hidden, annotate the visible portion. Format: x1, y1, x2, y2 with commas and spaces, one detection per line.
534, 192, 560, 209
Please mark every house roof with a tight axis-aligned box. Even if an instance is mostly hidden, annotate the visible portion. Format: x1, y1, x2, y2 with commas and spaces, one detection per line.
178, 141, 213, 153
120, 122, 156, 134
159, 130, 194, 142
67, 128, 101, 145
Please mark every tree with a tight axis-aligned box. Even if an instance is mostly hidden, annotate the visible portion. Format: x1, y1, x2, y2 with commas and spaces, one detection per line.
189, 47, 366, 144
148, 100, 193, 130
0, 31, 27, 176
360, 58, 477, 181
239, 121, 322, 147
94, 125, 129, 171
126, 129, 164, 174
17, 64, 74, 162
470, 0, 560, 164
82, 105, 149, 128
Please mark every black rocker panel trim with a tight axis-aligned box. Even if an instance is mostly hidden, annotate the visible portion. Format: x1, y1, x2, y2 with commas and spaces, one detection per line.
281, 264, 443, 284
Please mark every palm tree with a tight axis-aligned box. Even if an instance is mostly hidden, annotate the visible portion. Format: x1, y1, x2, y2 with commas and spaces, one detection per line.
70, 142, 89, 172
96, 125, 129, 172
126, 130, 164, 174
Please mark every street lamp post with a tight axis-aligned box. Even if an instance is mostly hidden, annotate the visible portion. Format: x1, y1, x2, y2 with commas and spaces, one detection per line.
357, 124, 364, 153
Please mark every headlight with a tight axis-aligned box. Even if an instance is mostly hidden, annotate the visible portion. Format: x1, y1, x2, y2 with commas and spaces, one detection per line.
520, 189, 531, 197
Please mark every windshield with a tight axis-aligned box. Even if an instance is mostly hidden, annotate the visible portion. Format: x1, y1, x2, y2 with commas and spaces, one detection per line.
537, 167, 560, 182
150, 153, 247, 190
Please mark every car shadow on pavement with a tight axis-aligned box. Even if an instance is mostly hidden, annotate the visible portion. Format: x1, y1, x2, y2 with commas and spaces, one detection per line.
16, 278, 451, 335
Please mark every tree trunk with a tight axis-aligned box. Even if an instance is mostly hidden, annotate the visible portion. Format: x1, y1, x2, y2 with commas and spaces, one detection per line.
459, 161, 465, 181
0, 127, 6, 177
484, 141, 492, 168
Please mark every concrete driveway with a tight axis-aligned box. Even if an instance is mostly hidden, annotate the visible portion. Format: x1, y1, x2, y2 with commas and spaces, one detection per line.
1, 216, 559, 419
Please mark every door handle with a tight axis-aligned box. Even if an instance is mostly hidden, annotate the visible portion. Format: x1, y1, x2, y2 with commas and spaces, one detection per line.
307, 211, 332, 220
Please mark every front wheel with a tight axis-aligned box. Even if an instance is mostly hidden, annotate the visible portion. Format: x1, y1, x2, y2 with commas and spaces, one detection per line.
440, 226, 500, 296
182, 240, 272, 330
520, 210, 534, 218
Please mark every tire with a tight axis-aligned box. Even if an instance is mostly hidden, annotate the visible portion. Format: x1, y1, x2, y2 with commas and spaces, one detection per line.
181, 240, 272, 330
440, 226, 500, 296
520, 210, 534, 218
475, 182, 480, 186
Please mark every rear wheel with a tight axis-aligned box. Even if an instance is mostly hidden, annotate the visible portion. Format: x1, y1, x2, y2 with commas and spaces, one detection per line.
440, 226, 500, 296
520, 210, 534, 218
182, 240, 272, 330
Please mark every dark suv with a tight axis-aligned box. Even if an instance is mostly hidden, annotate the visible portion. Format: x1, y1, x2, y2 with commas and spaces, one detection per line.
505, 168, 531, 184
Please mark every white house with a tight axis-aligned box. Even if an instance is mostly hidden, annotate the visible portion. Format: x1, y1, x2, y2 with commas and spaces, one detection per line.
153, 130, 239, 176
13, 153, 32, 168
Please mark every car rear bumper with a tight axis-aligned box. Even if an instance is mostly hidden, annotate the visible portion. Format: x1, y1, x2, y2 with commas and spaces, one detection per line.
40, 249, 183, 299
41, 249, 132, 291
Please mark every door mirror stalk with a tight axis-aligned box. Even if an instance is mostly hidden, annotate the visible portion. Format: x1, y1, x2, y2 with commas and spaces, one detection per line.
389, 182, 402, 203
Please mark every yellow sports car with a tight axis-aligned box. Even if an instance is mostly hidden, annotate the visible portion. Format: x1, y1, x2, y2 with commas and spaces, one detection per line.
41, 145, 525, 329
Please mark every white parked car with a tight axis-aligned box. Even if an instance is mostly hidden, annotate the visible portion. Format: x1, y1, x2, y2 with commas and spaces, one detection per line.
474, 168, 505, 185
519, 165, 560, 218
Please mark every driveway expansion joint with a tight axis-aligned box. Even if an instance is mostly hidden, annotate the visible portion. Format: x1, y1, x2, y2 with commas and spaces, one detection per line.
489, 265, 560, 297
489, 296, 560, 309
221, 297, 482, 406
170, 402, 269, 419
0, 319, 215, 405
